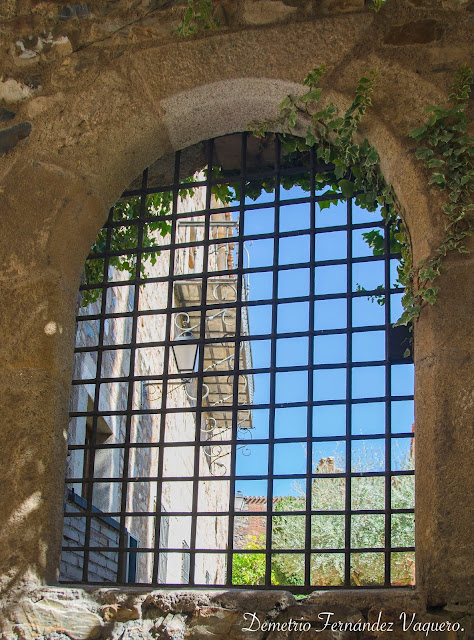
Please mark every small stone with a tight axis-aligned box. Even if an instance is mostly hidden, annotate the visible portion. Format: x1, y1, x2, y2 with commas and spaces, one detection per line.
163, 613, 187, 640
0, 121, 31, 157
384, 20, 445, 45
188, 607, 243, 638
112, 620, 154, 640
0, 108, 15, 122
143, 592, 211, 618
0, 77, 37, 102
59, 4, 91, 20
3, 598, 103, 640
102, 604, 141, 622
243, 0, 298, 25
26, 93, 64, 119
52, 36, 73, 57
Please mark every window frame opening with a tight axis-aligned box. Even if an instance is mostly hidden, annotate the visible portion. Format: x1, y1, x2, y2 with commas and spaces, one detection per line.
61, 132, 415, 593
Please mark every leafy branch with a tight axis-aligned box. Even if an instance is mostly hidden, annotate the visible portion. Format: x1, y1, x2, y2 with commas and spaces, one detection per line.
255, 66, 403, 217
82, 193, 172, 307
403, 64, 473, 323
82, 181, 199, 306
176, 0, 220, 37
252, 64, 473, 328
251, 65, 411, 322
369, 0, 386, 11
82, 173, 234, 307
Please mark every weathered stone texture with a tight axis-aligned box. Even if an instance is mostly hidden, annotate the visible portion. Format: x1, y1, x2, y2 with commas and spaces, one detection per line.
384, 19, 446, 45
1, 597, 103, 640
242, 0, 299, 25
0, 108, 16, 122
1, 589, 472, 639
0, 0, 473, 630
0, 121, 31, 156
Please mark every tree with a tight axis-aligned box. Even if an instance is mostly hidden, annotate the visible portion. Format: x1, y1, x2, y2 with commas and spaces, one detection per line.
232, 535, 279, 586
232, 447, 414, 587
271, 450, 414, 587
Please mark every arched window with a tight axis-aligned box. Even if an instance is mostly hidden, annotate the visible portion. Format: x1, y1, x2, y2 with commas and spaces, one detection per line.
61, 133, 414, 591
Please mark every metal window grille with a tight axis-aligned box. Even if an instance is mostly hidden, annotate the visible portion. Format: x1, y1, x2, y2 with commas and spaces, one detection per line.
182, 540, 191, 584
157, 511, 169, 584
61, 132, 415, 592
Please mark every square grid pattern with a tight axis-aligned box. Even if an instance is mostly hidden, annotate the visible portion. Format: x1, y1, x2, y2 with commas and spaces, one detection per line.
62, 133, 414, 591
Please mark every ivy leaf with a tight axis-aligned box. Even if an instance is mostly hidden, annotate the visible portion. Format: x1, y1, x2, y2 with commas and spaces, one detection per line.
427, 112, 442, 127
422, 287, 439, 304
452, 121, 468, 133
317, 190, 339, 211
302, 88, 323, 102
327, 117, 344, 130
365, 146, 379, 165
305, 129, 317, 147
338, 179, 355, 198
415, 147, 434, 160
362, 229, 384, 256
425, 158, 444, 169
303, 65, 326, 88
408, 126, 427, 140
429, 173, 446, 187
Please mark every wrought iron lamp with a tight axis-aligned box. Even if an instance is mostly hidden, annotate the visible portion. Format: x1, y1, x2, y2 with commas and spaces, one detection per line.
172, 330, 199, 382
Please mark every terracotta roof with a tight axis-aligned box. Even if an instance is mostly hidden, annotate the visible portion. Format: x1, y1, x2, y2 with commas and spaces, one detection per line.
242, 496, 282, 504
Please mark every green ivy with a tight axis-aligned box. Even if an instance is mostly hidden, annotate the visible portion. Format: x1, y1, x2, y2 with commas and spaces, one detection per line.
254, 66, 402, 220
404, 64, 473, 323
232, 535, 279, 585
252, 64, 473, 328
176, 0, 220, 37
251, 65, 410, 320
369, 0, 386, 11
81, 183, 198, 307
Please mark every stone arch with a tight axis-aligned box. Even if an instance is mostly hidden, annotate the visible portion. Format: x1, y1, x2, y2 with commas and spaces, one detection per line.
7, 67, 445, 290
1, 2, 472, 623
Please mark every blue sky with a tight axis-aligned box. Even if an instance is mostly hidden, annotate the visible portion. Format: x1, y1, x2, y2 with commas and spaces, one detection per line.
231, 187, 414, 497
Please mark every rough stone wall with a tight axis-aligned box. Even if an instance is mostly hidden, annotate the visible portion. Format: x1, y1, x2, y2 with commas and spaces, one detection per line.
0, 0, 473, 631
1, 587, 473, 640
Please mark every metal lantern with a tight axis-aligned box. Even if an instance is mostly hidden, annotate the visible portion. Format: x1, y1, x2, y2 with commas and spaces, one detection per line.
172, 330, 198, 378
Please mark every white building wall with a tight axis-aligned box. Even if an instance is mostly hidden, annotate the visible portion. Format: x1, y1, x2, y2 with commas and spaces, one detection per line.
62, 174, 235, 584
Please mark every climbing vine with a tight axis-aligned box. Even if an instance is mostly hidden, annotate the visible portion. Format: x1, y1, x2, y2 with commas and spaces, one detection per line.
82, 194, 172, 307
369, 0, 386, 11
252, 63, 473, 326
82, 62, 472, 330
82, 181, 198, 307
406, 64, 473, 321
176, 0, 220, 37
251, 65, 410, 321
